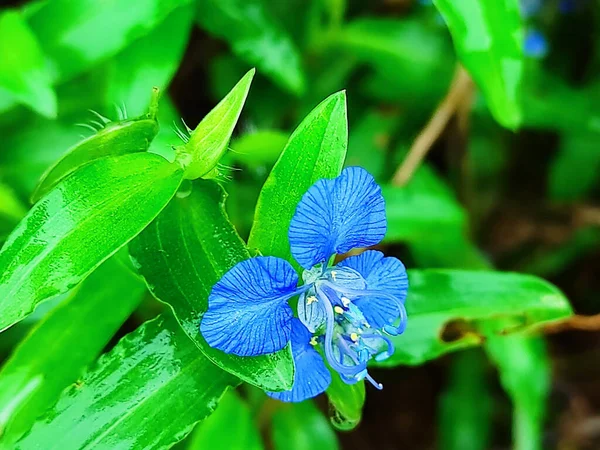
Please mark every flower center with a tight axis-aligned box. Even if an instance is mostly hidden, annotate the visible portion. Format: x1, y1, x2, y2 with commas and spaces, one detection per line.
297, 266, 398, 389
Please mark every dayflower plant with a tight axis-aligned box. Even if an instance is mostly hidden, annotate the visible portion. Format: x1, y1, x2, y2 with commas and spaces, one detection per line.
200, 167, 408, 402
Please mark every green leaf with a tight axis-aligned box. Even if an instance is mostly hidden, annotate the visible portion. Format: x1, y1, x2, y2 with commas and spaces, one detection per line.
549, 131, 600, 201
0, 256, 145, 445
230, 130, 289, 168
16, 314, 237, 450
0, 152, 183, 332
196, 0, 305, 94
0, 183, 27, 224
376, 270, 572, 367
439, 350, 493, 450
181, 69, 255, 180
31, 92, 160, 203
325, 372, 365, 431
103, 5, 194, 117
0, 10, 56, 117
433, 0, 523, 129
484, 331, 549, 450
272, 401, 340, 450
248, 91, 348, 265
188, 392, 263, 450
129, 179, 294, 391
26, 0, 191, 83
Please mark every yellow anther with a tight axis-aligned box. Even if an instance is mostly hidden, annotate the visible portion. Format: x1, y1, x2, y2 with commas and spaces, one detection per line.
310, 337, 318, 346
350, 332, 359, 342
334, 306, 344, 315
331, 270, 337, 280
306, 295, 318, 305
341, 296, 351, 307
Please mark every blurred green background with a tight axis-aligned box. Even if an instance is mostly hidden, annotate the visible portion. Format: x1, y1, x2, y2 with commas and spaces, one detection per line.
0, 0, 599, 449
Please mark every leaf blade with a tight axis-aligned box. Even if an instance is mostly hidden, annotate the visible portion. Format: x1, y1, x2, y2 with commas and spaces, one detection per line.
0, 153, 182, 332
129, 180, 295, 391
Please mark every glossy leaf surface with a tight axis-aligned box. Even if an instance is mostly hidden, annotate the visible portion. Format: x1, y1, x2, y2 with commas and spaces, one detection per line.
0, 256, 146, 445
377, 270, 572, 366
31, 97, 160, 203
248, 91, 348, 265
433, 0, 523, 129
0, 10, 56, 117
129, 179, 294, 391
196, 0, 305, 94
272, 401, 339, 450
0, 153, 183, 332
182, 69, 254, 180
188, 392, 263, 450
17, 314, 237, 450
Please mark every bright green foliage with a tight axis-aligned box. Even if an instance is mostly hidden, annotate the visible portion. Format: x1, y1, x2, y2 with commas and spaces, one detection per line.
16, 314, 237, 450
0, 256, 145, 446
0, 10, 56, 117
230, 130, 289, 168
377, 270, 572, 366
0, 153, 183, 332
272, 401, 340, 450
197, 0, 305, 94
26, 0, 190, 83
181, 69, 255, 180
129, 180, 295, 391
31, 91, 161, 202
188, 392, 263, 450
248, 91, 348, 266
434, 0, 523, 129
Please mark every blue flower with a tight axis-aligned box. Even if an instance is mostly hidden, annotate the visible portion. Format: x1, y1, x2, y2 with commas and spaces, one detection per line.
200, 167, 408, 402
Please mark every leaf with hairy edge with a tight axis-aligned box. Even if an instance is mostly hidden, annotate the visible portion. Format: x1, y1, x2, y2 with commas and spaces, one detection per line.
376, 270, 572, 367
0, 256, 146, 445
0, 153, 183, 332
16, 314, 237, 450
180, 69, 255, 180
31, 91, 160, 203
326, 372, 365, 431
248, 91, 348, 266
129, 179, 294, 391
433, 0, 523, 129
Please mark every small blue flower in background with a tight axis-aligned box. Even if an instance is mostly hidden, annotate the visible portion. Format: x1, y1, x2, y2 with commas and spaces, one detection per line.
200, 167, 408, 402
524, 29, 549, 58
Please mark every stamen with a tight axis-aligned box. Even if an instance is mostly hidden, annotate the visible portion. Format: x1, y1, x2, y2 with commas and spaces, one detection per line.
331, 270, 337, 281
350, 332, 359, 342
318, 291, 366, 377
365, 373, 383, 390
306, 295, 318, 305
341, 296, 351, 307
309, 336, 318, 346
334, 306, 344, 315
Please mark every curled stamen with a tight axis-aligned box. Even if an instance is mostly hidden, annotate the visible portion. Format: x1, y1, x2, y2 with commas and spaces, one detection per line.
322, 281, 407, 334
317, 291, 366, 377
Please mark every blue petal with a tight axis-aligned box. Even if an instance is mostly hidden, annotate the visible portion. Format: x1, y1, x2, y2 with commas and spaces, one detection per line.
267, 319, 331, 402
289, 167, 387, 269
338, 250, 408, 329
200, 256, 298, 356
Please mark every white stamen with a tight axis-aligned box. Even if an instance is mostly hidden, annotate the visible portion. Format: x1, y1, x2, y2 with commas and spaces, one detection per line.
341, 296, 351, 307
306, 295, 318, 305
